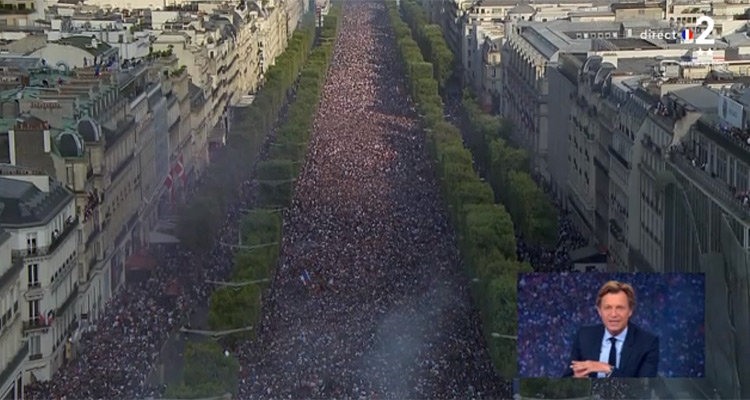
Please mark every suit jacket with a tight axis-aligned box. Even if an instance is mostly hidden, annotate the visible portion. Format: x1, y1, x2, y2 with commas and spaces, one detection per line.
563, 323, 659, 378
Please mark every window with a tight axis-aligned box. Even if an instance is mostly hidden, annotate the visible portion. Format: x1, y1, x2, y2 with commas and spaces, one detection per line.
30, 335, 41, 355
28, 299, 39, 321
66, 165, 74, 187
27, 264, 39, 288
26, 233, 37, 254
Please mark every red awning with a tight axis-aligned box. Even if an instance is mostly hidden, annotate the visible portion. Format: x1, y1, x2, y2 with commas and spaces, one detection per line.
165, 279, 181, 296
125, 251, 157, 271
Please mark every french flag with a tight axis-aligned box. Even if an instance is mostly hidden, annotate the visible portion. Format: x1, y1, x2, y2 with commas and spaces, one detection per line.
300, 270, 312, 286
682, 29, 694, 42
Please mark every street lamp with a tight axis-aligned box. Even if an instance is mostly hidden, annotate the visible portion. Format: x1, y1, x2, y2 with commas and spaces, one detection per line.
491, 332, 518, 340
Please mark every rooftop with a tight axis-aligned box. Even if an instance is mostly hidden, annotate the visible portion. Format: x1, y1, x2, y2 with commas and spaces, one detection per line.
0, 168, 73, 228
611, 2, 661, 10
723, 32, 750, 47
596, 38, 661, 50
671, 85, 720, 112
56, 36, 114, 57
519, 21, 595, 60
509, 4, 535, 13
568, 10, 615, 17
0, 56, 44, 72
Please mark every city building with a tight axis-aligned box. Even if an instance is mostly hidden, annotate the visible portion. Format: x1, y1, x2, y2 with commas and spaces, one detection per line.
28, 36, 119, 70
46, 16, 152, 61
501, 20, 594, 183
0, 227, 25, 400
0, 165, 79, 383
0, 56, 145, 333
0, 0, 45, 27
545, 38, 750, 396
658, 84, 750, 400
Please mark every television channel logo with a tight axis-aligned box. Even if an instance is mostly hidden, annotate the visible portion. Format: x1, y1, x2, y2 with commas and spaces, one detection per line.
681, 16, 715, 46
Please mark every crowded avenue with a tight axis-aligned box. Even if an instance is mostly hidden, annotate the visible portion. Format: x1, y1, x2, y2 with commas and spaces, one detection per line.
20, 1, 598, 399
238, 1, 510, 398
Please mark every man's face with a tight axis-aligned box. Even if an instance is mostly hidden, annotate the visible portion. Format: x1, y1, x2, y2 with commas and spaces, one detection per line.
597, 291, 632, 335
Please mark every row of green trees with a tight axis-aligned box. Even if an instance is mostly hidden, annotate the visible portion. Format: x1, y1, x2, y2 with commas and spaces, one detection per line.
399, 0, 453, 90
176, 18, 317, 253
460, 93, 559, 247
399, 0, 559, 248
386, 0, 531, 378
205, 0, 341, 354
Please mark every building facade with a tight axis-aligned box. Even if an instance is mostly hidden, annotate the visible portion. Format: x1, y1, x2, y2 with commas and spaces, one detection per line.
0, 165, 79, 383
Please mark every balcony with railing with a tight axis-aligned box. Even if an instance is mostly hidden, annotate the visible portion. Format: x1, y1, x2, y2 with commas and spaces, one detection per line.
23, 318, 50, 334
696, 117, 750, 165
83, 189, 103, 222
12, 217, 79, 260
23, 283, 43, 301
667, 149, 750, 221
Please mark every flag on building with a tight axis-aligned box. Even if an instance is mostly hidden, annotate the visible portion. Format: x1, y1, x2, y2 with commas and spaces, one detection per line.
164, 173, 174, 205
174, 153, 186, 185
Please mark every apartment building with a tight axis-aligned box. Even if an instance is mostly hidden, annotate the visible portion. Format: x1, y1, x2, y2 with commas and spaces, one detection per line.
0, 56, 148, 332
29, 35, 119, 70
477, 33, 503, 112
188, 82, 210, 177
546, 40, 750, 400
501, 20, 594, 182
151, 1, 283, 147
554, 36, 731, 266
460, 0, 592, 88
659, 84, 750, 400
0, 0, 44, 27
610, 2, 662, 21
46, 15, 152, 60
0, 165, 79, 383
0, 32, 45, 54
0, 228, 25, 400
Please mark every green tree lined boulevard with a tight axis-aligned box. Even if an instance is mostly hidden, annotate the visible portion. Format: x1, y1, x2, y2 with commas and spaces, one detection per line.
386, 0, 531, 378
167, 9, 341, 398
175, 15, 319, 252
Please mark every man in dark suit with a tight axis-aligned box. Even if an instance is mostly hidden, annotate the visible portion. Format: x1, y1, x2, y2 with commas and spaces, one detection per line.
563, 280, 659, 378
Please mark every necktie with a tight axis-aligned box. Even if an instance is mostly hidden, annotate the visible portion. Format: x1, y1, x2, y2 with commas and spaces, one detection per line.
608, 337, 618, 368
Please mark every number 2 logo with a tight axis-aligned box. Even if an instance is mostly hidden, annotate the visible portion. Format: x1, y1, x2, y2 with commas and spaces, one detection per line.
695, 15, 715, 45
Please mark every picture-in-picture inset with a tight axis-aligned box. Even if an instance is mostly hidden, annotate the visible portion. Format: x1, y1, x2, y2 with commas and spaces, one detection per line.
517, 272, 705, 379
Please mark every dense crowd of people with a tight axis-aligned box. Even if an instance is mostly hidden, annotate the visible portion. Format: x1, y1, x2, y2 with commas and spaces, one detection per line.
24, 168, 269, 400
516, 273, 705, 380
22, 47, 290, 400
237, 2, 511, 399
22, 2, 699, 400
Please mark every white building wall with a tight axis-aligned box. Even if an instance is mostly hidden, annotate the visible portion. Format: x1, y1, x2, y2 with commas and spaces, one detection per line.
0, 236, 24, 400
28, 44, 92, 69
3, 200, 79, 383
